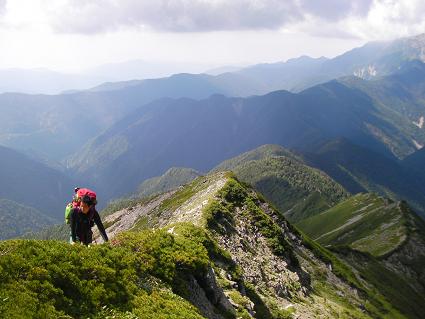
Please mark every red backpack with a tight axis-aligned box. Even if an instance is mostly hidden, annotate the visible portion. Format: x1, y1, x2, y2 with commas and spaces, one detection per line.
76, 188, 97, 205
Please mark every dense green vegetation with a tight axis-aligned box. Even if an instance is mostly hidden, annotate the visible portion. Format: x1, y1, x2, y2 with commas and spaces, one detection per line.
0, 224, 231, 318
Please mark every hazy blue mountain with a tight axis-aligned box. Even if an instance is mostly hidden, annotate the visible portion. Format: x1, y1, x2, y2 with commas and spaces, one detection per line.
210, 33, 425, 93
0, 145, 76, 220
204, 65, 244, 75
88, 33, 425, 97
324, 33, 425, 79
2, 33, 425, 163
69, 77, 414, 201
233, 55, 329, 92
86, 59, 214, 82
0, 73, 262, 161
88, 71, 265, 96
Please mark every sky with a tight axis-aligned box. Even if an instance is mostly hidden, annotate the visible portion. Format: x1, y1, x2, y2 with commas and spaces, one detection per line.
0, 0, 424, 74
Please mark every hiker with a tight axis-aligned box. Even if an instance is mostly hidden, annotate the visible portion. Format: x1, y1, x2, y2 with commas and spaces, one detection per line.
70, 189, 108, 245
65, 187, 81, 243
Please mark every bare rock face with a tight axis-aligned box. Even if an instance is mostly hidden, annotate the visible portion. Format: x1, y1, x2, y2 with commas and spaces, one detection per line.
185, 267, 236, 319
215, 205, 304, 300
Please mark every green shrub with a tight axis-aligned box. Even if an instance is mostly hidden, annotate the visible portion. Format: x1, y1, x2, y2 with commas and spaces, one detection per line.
0, 225, 224, 318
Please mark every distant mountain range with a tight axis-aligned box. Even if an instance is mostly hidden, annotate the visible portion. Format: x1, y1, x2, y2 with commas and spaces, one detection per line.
1, 33, 425, 164
67, 60, 425, 202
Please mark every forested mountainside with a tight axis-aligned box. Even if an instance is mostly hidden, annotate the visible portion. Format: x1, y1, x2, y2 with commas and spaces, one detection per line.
212, 145, 349, 222
0, 199, 56, 240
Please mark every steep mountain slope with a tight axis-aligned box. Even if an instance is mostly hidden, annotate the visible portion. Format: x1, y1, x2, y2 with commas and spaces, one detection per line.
300, 138, 425, 216
320, 33, 425, 80
0, 199, 56, 240
0, 145, 76, 220
69, 79, 412, 200
212, 145, 349, 223
340, 60, 425, 158
298, 194, 409, 256
296, 193, 425, 319
89, 172, 410, 318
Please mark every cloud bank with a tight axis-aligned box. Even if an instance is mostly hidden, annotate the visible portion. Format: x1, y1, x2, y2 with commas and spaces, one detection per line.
45, 0, 373, 34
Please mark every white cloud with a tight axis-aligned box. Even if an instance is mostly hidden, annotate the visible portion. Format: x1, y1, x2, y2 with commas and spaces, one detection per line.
44, 0, 374, 34
0, 0, 422, 73
293, 0, 425, 41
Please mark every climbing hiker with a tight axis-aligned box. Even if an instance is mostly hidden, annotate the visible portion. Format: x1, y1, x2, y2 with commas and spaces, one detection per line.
70, 188, 108, 246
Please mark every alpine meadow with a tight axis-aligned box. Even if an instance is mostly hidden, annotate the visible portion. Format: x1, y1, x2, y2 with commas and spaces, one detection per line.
1, 1, 425, 318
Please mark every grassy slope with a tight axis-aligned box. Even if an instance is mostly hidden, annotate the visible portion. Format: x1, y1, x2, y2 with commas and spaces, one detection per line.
297, 193, 406, 256
296, 193, 425, 319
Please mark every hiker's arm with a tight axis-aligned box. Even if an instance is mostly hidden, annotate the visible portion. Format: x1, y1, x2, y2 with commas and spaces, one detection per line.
70, 209, 77, 243
94, 211, 108, 242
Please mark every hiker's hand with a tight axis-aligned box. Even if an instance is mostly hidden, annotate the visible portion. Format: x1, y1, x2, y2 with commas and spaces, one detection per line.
71, 241, 76, 245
